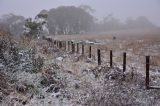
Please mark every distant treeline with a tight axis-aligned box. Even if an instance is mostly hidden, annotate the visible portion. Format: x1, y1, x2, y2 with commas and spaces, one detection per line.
0, 5, 157, 37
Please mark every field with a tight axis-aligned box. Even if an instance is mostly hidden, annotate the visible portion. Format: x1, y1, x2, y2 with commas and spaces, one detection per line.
0, 28, 160, 106
54, 28, 160, 74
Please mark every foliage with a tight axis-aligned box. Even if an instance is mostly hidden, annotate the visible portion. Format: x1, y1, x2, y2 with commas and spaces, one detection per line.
32, 56, 44, 73
0, 6, 157, 37
93, 15, 156, 32
47, 6, 94, 35
23, 11, 49, 39
0, 13, 25, 36
0, 32, 20, 65
23, 18, 42, 38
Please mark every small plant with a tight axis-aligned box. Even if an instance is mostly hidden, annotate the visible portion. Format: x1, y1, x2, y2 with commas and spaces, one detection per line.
32, 55, 44, 73
113, 36, 116, 40
0, 39, 8, 65
75, 83, 80, 89
0, 32, 20, 65
10, 46, 19, 61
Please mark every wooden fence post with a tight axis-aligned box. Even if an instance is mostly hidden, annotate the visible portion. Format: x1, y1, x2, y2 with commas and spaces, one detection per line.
61, 41, 63, 49
57, 40, 59, 48
56, 40, 58, 48
57, 41, 59, 48
82, 44, 84, 55
71, 42, 75, 53
97, 49, 101, 65
146, 56, 150, 89
89, 46, 91, 58
123, 52, 126, 72
59, 41, 62, 49
64, 41, 66, 51
54, 40, 56, 46
68, 41, 70, 51
58, 41, 60, 48
62, 41, 64, 47
77, 43, 79, 53
110, 50, 113, 67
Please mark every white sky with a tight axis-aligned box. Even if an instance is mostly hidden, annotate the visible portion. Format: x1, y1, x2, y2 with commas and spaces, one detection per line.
0, 0, 160, 26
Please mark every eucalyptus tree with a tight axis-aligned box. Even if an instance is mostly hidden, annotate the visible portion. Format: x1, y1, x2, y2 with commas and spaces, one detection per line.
47, 6, 94, 35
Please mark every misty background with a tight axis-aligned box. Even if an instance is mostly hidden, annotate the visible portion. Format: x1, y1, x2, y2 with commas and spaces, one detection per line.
0, 0, 160, 36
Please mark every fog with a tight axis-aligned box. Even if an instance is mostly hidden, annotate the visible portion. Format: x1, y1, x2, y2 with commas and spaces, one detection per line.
0, 0, 160, 26
1, 1, 160, 106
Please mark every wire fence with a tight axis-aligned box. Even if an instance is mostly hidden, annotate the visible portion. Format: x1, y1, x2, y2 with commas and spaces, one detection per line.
53, 40, 160, 89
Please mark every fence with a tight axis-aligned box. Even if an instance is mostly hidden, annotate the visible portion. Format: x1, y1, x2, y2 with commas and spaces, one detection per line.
53, 40, 160, 90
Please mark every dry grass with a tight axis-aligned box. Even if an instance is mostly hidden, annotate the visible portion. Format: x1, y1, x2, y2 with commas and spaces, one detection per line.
52, 28, 160, 74
52, 28, 160, 40
1, 28, 160, 105
52, 28, 160, 55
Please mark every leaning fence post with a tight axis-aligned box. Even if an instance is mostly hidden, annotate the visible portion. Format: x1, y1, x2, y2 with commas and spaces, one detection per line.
89, 46, 91, 58
82, 44, 84, 55
123, 52, 126, 72
97, 49, 101, 65
77, 43, 79, 53
146, 56, 150, 89
110, 50, 113, 67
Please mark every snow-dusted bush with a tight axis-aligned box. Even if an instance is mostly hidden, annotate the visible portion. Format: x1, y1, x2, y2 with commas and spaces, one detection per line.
32, 56, 44, 73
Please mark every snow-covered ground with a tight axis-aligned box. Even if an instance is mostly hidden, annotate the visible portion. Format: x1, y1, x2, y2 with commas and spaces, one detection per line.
0, 35, 160, 106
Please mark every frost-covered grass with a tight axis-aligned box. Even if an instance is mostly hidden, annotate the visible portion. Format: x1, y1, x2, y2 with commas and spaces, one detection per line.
0, 31, 160, 105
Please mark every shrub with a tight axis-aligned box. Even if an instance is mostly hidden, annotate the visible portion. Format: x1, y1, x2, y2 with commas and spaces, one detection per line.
32, 56, 44, 73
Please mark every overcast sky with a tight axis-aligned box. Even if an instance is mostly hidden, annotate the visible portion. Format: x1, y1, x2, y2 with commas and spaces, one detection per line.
0, 0, 160, 26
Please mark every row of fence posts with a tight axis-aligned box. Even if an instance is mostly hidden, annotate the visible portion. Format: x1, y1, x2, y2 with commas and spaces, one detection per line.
53, 40, 154, 89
